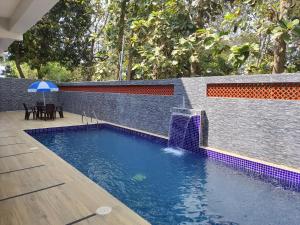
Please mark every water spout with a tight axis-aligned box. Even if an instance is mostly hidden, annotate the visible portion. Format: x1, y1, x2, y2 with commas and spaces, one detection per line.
168, 112, 201, 152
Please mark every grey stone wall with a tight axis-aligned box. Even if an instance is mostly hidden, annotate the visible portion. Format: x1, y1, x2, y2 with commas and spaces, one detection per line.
59, 73, 300, 169
2, 75, 299, 168
180, 74, 300, 169
0, 78, 59, 111
58, 79, 182, 135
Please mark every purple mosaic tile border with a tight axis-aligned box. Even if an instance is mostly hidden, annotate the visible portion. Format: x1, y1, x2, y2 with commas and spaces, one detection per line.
24, 124, 99, 135
100, 124, 168, 145
25, 123, 300, 191
25, 123, 168, 145
200, 147, 300, 191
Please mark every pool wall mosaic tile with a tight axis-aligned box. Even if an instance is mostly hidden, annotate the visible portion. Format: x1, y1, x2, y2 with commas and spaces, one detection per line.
202, 147, 300, 191
168, 113, 201, 152
182, 115, 201, 152
25, 123, 300, 191
168, 114, 190, 149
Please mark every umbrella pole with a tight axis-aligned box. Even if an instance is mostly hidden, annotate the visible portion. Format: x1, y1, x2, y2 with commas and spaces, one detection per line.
43, 92, 45, 106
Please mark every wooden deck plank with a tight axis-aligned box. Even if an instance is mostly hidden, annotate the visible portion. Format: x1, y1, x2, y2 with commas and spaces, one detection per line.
0, 111, 150, 225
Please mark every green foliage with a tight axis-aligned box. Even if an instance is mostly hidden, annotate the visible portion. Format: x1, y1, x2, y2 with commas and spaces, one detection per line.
229, 43, 259, 69
5, 61, 74, 81
8, 0, 94, 79
40, 62, 72, 82
120, 0, 229, 78
272, 19, 300, 42
7, 0, 300, 81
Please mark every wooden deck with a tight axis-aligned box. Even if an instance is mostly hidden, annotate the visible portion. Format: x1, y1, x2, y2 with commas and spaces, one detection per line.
0, 111, 150, 225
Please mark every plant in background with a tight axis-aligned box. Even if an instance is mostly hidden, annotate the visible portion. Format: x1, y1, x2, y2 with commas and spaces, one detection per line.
6, 0, 300, 81
229, 43, 259, 69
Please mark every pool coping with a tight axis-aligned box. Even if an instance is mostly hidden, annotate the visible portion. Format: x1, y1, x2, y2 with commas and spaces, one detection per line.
25, 121, 300, 192
0, 111, 152, 225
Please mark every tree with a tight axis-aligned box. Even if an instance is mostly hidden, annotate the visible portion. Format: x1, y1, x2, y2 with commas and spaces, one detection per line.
8, 41, 25, 78
7, 0, 300, 81
115, 0, 129, 80
272, 0, 298, 73
23, 18, 58, 79
8, 0, 94, 79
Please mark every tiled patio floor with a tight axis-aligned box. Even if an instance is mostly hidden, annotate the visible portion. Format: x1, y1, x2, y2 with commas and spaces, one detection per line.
0, 111, 150, 225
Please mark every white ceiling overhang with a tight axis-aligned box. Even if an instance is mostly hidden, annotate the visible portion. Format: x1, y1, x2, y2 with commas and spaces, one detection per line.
0, 0, 59, 53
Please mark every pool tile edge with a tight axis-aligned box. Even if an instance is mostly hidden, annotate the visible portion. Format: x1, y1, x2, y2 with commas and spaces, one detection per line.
25, 123, 300, 192
200, 146, 300, 191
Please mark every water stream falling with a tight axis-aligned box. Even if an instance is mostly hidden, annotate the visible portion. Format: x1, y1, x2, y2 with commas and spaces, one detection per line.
168, 112, 201, 152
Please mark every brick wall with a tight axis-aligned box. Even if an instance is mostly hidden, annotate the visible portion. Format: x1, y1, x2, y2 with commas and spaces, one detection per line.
207, 82, 300, 100
60, 84, 174, 95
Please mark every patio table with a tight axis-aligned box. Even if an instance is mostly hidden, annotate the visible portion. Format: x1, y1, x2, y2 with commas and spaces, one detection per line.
34, 104, 64, 120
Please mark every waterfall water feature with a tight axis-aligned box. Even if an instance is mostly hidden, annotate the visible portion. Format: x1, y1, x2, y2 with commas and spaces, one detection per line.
168, 112, 201, 152
168, 114, 190, 149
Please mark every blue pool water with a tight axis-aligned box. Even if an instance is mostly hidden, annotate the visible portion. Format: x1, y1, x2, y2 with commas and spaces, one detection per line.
31, 127, 300, 225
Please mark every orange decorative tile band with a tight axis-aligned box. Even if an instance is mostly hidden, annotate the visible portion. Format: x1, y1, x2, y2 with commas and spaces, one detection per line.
60, 85, 174, 96
207, 83, 300, 100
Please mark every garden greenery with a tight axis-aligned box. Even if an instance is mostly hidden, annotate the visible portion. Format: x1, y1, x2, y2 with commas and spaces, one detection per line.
6, 0, 300, 81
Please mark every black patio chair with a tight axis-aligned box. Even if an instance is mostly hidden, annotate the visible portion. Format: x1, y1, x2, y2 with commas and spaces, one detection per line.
23, 103, 36, 120
56, 105, 64, 118
45, 104, 56, 120
36, 102, 46, 120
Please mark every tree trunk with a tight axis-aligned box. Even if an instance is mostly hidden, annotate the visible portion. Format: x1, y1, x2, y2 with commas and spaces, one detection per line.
116, 0, 129, 80
15, 43, 25, 78
15, 59, 25, 79
126, 50, 133, 80
190, 61, 199, 76
37, 66, 42, 80
152, 64, 158, 80
272, 0, 289, 73
272, 35, 286, 73
86, 39, 95, 81
126, 32, 134, 81
85, 66, 95, 81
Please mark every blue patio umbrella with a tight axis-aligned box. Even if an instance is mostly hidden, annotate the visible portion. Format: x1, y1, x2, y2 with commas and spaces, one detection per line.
28, 80, 59, 106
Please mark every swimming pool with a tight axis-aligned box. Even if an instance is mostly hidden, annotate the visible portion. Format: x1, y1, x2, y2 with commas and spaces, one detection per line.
29, 125, 300, 225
